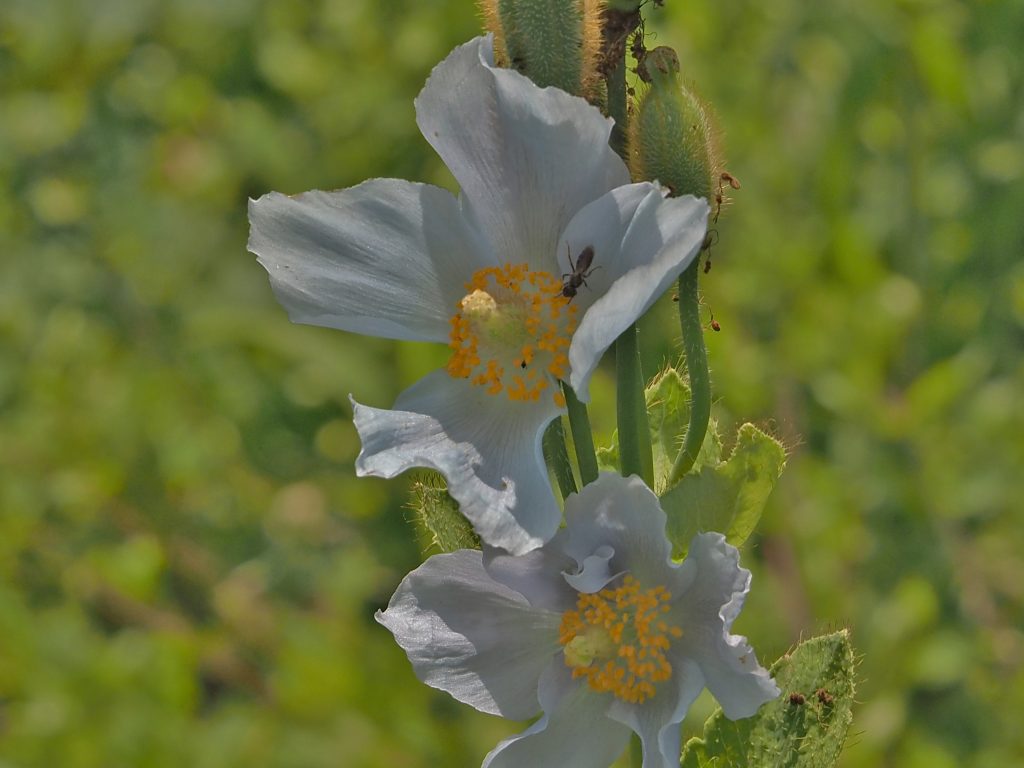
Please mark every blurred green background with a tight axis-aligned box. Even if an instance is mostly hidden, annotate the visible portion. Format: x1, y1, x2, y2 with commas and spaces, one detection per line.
2, 0, 1021, 765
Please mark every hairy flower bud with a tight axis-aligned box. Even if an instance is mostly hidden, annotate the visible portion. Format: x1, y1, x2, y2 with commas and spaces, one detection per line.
478, 0, 603, 98
629, 46, 725, 210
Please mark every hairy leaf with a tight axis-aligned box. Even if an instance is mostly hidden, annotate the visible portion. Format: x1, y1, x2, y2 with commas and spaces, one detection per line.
682, 630, 857, 768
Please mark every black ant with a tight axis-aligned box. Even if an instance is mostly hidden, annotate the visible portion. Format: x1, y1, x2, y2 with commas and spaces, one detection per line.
562, 245, 598, 300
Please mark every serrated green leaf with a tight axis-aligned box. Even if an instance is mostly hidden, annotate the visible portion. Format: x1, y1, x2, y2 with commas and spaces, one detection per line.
409, 479, 480, 553
646, 368, 722, 491
596, 368, 722, 490
660, 423, 785, 558
681, 630, 857, 768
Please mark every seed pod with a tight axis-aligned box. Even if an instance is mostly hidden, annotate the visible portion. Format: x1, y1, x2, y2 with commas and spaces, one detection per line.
478, 0, 603, 98
628, 46, 723, 207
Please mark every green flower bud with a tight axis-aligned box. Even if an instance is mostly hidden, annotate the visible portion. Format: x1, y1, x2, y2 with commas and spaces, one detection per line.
478, 0, 603, 98
410, 479, 480, 553
629, 46, 726, 210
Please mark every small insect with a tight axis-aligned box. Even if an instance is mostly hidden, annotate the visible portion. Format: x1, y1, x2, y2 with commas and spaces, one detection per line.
562, 245, 598, 300
788, 692, 806, 706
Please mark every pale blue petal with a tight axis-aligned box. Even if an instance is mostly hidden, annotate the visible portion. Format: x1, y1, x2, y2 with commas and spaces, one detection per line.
483, 659, 631, 768
376, 550, 560, 720
562, 544, 621, 594
416, 36, 630, 268
561, 473, 674, 586
352, 370, 562, 555
248, 180, 492, 342
556, 183, 665, 310
607, 657, 706, 768
674, 533, 780, 719
246, 181, 487, 342
483, 537, 578, 612
568, 194, 710, 400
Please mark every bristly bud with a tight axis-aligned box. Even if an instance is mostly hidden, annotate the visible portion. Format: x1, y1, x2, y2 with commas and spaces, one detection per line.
629, 46, 728, 213
409, 476, 481, 554
478, 0, 604, 99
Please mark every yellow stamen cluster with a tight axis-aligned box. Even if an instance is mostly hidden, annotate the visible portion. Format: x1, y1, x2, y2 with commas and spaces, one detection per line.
447, 263, 577, 406
559, 575, 682, 704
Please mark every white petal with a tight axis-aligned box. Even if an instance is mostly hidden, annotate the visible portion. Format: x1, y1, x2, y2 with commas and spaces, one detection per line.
415, 36, 630, 267
483, 537, 578, 612
567, 194, 710, 400
561, 474, 674, 586
555, 183, 665, 305
562, 545, 621, 594
675, 533, 780, 719
702, 633, 780, 720
607, 657, 706, 768
376, 550, 560, 720
483, 660, 631, 768
352, 370, 563, 554
248, 180, 492, 342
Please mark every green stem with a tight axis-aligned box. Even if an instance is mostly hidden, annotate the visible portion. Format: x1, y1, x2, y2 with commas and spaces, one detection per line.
615, 325, 654, 486
543, 417, 578, 500
607, 45, 654, 486
668, 262, 711, 485
563, 383, 599, 486
607, 58, 628, 155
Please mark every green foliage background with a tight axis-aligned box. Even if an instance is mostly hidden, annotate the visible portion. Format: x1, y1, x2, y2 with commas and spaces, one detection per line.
1, 0, 1021, 765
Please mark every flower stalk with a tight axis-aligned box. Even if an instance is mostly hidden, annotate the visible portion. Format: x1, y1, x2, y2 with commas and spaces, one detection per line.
542, 417, 578, 499
668, 260, 711, 484
616, 324, 654, 487
562, 382, 598, 486
605, 26, 655, 488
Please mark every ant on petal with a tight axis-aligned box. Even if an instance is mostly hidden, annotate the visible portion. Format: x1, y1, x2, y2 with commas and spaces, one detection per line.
562, 245, 599, 301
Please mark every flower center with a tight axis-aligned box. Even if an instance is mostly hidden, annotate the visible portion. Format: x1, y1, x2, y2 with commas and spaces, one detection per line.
558, 575, 682, 704
447, 263, 577, 406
